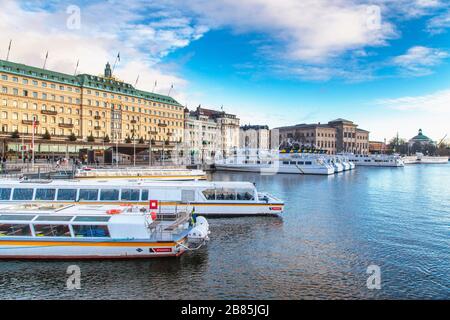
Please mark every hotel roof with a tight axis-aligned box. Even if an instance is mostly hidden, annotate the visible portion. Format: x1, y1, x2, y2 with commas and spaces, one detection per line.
0, 59, 180, 106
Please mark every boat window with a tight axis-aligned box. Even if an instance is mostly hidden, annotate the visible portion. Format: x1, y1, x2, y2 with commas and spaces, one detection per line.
0, 224, 31, 236
202, 189, 216, 200
305, 161, 312, 165
236, 189, 255, 201
78, 189, 99, 201
141, 190, 149, 201
0, 215, 36, 221
121, 189, 140, 201
0, 188, 12, 200
12, 188, 34, 201
34, 224, 71, 237
100, 189, 119, 201
72, 225, 110, 237
35, 188, 56, 201
35, 216, 74, 222
297, 161, 304, 165
215, 189, 236, 201
282, 161, 289, 165
57, 189, 77, 201
73, 216, 111, 222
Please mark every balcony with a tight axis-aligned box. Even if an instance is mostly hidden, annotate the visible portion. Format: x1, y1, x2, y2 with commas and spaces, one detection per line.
130, 120, 137, 124
158, 123, 167, 128
94, 126, 101, 130
41, 110, 57, 115
94, 115, 101, 120
22, 120, 40, 125
58, 123, 74, 128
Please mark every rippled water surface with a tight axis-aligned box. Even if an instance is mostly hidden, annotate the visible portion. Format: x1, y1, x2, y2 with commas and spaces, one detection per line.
0, 165, 449, 299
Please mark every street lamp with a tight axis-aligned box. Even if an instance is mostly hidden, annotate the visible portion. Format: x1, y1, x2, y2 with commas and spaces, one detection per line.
148, 130, 158, 167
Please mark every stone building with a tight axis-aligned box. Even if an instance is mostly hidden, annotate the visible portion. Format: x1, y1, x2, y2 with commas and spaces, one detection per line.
184, 106, 240, 162
273, 118, 370, 154
239, 125, 270, 150
0, 59, 184, 157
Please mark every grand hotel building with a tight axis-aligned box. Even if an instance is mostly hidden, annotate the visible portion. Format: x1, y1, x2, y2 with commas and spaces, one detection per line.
0, 59, 184, 157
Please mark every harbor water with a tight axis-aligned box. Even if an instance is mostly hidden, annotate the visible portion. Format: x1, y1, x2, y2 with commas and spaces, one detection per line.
0, 164, 448, 299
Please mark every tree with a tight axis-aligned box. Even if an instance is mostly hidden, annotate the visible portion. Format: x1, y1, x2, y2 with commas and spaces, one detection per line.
11, 130, 19, 139
68, 132, 77, 142
42, 130, 51, 140
87, 134, 95, 142
151, 138, 155, 145
138, 137, 145, 144
103, 135, 110, 143
165, 139, 170, 146
125, 136, 132, 144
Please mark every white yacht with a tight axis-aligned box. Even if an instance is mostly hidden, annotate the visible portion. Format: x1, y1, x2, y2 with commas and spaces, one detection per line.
0, 178, 284, 217
343, 153, 404, 167
214, 149, 335, 175
335, 154, 355, 170
325, 156, 344, 173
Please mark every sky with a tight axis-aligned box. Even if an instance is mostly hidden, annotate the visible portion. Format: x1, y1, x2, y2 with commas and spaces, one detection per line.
0, 0, 449, 142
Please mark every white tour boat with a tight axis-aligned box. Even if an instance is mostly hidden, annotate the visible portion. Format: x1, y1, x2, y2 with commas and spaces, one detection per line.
342, 153, 404, 167
214, 149, 335, 175
0, 179, 284, 216
75, 167, 207, 180
402, 153, 449, 164
0, 203, 209, 259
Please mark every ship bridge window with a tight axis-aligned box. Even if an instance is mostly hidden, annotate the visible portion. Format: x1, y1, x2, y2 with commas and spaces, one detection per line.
35, 188, 56, 201
0, 188, 12, 200
121, 189, 140, 201
73, 216, 111, 222
12, 188, 34, 201
78, 189, 99, 201
57, 189, 77, 201
297, 161, 305, 165
305, 161, 312, 165
0, 215, 36, 221
72, 225, 110, 238
141, 190, 149, 201
34, 224, 71, 237
100, 189, 119, 201
0, 224, 31, 236
216, 189, 236, 201
202, 189, 216, 200
282, 161, 289, 165
35, 216, 74, 222
236, 189, 255, 201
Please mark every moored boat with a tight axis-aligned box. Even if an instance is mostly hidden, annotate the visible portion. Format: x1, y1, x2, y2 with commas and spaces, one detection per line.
0, 203, 209, 259
402, 152, 448, 164
0, 179, 284, 217
75, 167, 207, 180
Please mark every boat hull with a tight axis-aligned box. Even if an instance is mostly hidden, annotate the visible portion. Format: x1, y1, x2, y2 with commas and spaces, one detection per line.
214, 164, 334, 175
0, 239, 187, 260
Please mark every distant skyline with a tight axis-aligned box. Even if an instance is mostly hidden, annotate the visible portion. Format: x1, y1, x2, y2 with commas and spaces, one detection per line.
1, 0, 449, 142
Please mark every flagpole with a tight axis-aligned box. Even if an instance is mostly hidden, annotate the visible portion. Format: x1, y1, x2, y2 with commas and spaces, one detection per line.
43, 51, 48, 69
74, 60, 79, 76
134, 75, 139, 87
168, 84, 173, 96
152, 80, 157, 93
112, 52, 120, 75
6, 39, 12, 61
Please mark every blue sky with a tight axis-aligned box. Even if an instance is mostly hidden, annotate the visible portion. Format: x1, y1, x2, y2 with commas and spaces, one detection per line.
1, 0, 450, 141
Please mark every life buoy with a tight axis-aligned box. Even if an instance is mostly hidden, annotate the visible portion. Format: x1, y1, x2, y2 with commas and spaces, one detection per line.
106, 209, 122, 215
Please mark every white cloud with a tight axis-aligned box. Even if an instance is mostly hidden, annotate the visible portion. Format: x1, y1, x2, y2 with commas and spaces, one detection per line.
0, 0, 207, 103
185, 0, 397, 63
375, 88, 450, 113
391, 46, 449, 76
426, 10, 450, 34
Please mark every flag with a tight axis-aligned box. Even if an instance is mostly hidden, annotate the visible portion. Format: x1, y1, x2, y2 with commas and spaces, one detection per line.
8, 39, 11, 51
45, 51, 48, 59
117, 52, 120, 62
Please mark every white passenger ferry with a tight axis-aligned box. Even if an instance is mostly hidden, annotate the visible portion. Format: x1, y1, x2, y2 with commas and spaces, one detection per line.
402, 153, 448, 164
0, 179, 284, 216
214, 149, 335, 175
0, 203, 209, 259
75, 167, 207, 180
343, 153, 404, 167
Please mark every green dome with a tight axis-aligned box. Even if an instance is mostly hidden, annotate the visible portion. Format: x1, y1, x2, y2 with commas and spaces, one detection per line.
410, 129, 432, 142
